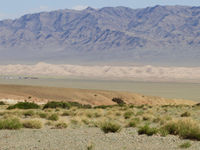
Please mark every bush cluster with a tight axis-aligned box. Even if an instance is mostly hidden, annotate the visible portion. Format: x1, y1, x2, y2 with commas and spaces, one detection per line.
124, 111, 134, 119
23, 120, 42, 129
94, 105, 115, 109
138, 124, 158, 136
55, 122, 68, 129
127, 118, 140, 127
48, 114, 59, 121
112, 97, 126, 105
43, 101, 92, 109
181, 111, 191, 117
100, 121, 121, 133
7, 102, 40, 110
23, 110, 35, 117
0, 118, 22, 130
162, 118, 200, 140
0, 101, 6, 105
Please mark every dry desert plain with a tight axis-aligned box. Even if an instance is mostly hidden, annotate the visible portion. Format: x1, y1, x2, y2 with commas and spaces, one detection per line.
0, 84, 199, 150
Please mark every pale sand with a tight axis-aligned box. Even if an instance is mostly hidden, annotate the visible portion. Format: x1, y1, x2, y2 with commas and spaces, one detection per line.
0, 84, 196, 106
1, 62, 200, 82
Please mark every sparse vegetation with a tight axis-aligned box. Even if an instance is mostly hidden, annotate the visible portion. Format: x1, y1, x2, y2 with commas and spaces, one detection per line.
0, 118, 22, 130
23, 120, 42, 129
124, 111, 134, 119
70, 119, 79, 126
127, 118, 140, 127
179, 142, 192, 149
48, 114, 59, 121
181, 111, 191, 117
55, 122, 68, 129
62, 111, 70, 116
138, 124, 158, 136
162, 118, 200, 140
0, 99, 199, 146
100, 121, 121, 133
43, 101, 92, 109
38, 112, 48, 118
94, 105, 114, 109
23, 110, 35, 117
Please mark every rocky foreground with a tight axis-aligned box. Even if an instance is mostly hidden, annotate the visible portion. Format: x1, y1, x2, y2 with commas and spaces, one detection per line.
0, 128, 199, 150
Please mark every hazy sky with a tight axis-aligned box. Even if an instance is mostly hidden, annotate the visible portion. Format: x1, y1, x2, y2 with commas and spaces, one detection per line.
0, 0, 200, 19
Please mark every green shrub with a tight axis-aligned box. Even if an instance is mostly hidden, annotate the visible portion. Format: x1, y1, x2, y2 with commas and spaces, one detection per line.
0, 101, 6, 105
43, 101, 70, 109
55, 108, 60, 112
162, 118, 200, 140
153, 117, 161, 123
43, 101, 92, 109
115, 112, 121, 116
112, 97, 126, 105
94, 112, 101, 118
62, 111, 70, 116
124, 111, 134, 119
70, 119, 79, 125
136, 105, 145, 109
195, 103, 200, 107
129, 104, 135, 108
0, 118, 22, 130
55, 122, 68, 129
23, 120, 42, 129
7, 102, 40, 110
86, 112, 93, 118
159, 128, 169, 137
94, 105, 114, 109
23, 110, 35, 117
100, 121, 121, 133
136, 110, 144, 116
138, 124, 158, 136
45, 121, 54, 126
67, 101, 91, 108
127, 118, 140, 127
181, 112, 191, 117
38, 112, 48, 118
82, 119, 90, 125
142, 115, 152, 121
179, 142, 192, 149
48, 114, 59, 121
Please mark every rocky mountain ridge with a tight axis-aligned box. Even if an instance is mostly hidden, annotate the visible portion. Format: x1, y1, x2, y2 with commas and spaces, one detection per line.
0, 5, 200, 65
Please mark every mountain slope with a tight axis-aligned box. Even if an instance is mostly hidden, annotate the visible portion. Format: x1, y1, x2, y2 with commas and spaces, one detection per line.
0, 5, 200, 65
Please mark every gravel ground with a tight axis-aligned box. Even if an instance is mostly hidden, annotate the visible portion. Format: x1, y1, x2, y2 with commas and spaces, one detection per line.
0, 128, 199, 150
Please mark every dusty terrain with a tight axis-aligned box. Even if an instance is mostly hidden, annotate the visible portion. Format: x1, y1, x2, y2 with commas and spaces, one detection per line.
0, 84, 196, 106
0, 128, 199, 150
0, 102, 199, 150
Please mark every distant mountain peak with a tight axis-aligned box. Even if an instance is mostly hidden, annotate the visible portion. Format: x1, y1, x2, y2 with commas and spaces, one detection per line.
0, 5, 199, 65
85, 7, 96, 11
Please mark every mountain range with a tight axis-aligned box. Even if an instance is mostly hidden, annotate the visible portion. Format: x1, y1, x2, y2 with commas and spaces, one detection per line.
0, 5, 200, 65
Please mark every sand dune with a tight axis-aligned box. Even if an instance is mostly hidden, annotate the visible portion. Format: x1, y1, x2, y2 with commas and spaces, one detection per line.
1, 62, 200, 82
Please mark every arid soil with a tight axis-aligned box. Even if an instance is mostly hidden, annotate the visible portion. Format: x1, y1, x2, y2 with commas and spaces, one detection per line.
0, 128, 199, 150
0, 84, 196, 106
